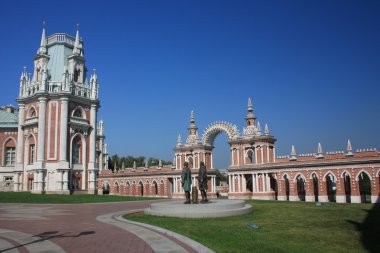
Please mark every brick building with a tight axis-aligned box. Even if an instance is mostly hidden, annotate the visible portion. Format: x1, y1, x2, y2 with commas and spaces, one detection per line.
99, 99, 379, 203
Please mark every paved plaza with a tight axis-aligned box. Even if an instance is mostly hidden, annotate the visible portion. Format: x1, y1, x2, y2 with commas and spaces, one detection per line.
0, 200, 213, 253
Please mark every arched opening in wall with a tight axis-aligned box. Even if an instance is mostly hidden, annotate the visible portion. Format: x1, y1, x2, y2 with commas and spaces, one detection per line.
139, 181, 144, 196
246, 149, 255, 164
296, 175, 306, 201
74, 68, 81, 83
326, 173, 336, 202
312, 173, 319, 202
28, 107, 37, 118
153, 181, 158, 195
3, 138, 16, 166
343, 172, 351, 203
187, 156, 194, 169
71, 172, 80, 191
114, 182, 120, 194
125, 182, 130, 195
73, 109, 82, 118
270, 174, 278, 199
358, 172, 371, 203
103, 182, 110, 194
212, 132, 231, 170
72, 135, 82, 165
284, 175, 290, 201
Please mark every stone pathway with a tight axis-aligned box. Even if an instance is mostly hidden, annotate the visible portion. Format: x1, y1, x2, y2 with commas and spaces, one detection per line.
0, 201, 214, 253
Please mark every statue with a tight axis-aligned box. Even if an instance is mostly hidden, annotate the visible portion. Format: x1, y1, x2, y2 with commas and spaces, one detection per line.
198, 161, 208, 203
181, 162, 192, 204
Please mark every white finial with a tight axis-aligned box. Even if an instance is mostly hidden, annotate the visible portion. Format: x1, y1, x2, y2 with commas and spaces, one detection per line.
316, 142, 324, 159
248, 98, 253, 111
177, 134, 182, 145
257, 121, 261, 134
346, 139, 353, 156
73, 23, 81, 55
38, 21, 47, 54
265, 123, 269, 135
133, 161, 136, 170
158, 159, 162, 168
290, 145, 297, 161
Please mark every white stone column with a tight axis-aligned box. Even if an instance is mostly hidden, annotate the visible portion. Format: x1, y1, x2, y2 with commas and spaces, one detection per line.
232, 175, 235, 192
237, 149, 240, 165
266, 173, 271, 191
15, 104, 25, 168
237, 174, 241, 192
88, 103, 98, 192
254, 146, 258, 164
231, 149, 234, 166
59, 97, 68, 163
267, 146, 270, 163
261, 174, 265, 192
211, 153, 213, 169
273, 146, 276, 162
252, 174, 255, 192
261, 146, 264, 164
228, 175, 231, 192
255, 173, 259, 192
242, 175, 246, 192
37, 97, 47, 162
99, 137, 104, 170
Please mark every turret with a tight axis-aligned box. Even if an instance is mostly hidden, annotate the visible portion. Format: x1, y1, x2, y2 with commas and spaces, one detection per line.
186, 111, 198, 144
37, 21, 47, 55
245, 98, 256, 126
90, 69, 99, 99
346, 139, 354, 157
316, 142, 324, 159
290, 145, 297, 161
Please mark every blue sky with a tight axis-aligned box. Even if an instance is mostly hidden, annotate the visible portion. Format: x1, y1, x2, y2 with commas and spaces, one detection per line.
0, 0, 379, 169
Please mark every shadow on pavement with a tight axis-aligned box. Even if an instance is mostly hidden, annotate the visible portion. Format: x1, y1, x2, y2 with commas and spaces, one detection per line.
2, 230, 96, 252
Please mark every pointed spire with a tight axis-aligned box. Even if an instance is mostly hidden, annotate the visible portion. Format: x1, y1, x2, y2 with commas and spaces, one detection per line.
346, 139, 354, 156
265, 123, 269, 135
177, 134, 182, 145
38, 21, 47, 54
158, 159, 162, 168
245, 97, 256, 127
73, 23, 81, 55
316, 142, 324, 159
257, 121, 262, 135
187, 110, 198, 143
91, 69, 98, 99
133, 161, 136, 170
290, 145, 297, 161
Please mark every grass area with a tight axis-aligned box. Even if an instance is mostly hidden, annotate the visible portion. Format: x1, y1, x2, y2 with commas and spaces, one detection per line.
125, 200, 380, 253
0, 192, 163, 204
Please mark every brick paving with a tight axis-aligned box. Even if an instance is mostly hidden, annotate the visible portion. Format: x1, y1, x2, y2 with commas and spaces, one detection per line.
0, 200, 168, 253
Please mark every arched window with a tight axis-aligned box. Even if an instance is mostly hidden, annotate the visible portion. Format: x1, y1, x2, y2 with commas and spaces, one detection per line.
28, 108, 36, 118
73, 109, 82, 118
153, 181, 158, 195
246, 149, 255, 164
4, 139, 16, 166
74, 68, 81, 83
72, 136, 82, 164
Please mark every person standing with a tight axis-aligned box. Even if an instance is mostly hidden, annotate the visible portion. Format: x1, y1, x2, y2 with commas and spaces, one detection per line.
181, 162, 192, 204
198, 161, 208, 203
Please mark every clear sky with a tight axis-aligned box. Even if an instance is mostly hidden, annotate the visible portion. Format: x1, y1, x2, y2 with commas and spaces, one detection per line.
0, 0, 379, 169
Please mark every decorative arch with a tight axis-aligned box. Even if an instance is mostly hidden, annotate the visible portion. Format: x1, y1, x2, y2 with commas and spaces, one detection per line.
340, 170, 351, 178
355, 170, 373, 181
24, 132, 37, 165
293, 173, 306, 182
70, 133, 86, 167
282, 173, 290, 180
323, 171, 337, 182
2, 137, 16, 166
310, 172, 318, 179
71, 106, 86, 119
245, 148, 255, 164
114, 181, 120, 194
202, 122, 240, 146
102, 181, 110, 194
27, 106, 37, 118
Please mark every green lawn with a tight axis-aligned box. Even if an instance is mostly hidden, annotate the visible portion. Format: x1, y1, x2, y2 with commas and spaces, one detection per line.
0, 192, 163, 203
125, 200, 380, 253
